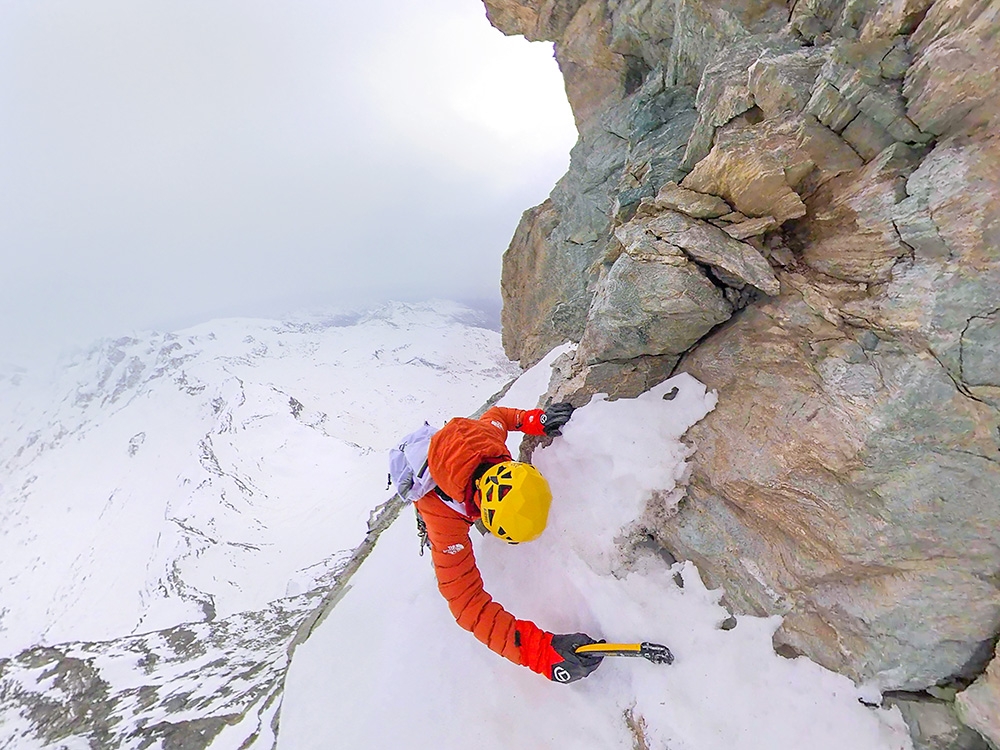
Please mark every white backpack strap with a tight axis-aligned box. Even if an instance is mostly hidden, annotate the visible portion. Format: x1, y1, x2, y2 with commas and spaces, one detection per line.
388, 422, 439, 502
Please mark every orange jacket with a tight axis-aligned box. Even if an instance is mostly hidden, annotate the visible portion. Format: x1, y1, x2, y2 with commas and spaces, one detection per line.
416, 406, 552, 673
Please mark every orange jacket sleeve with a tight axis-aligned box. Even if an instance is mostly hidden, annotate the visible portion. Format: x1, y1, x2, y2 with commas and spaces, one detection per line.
478, 405, 546, 437
415, 492, 548, 669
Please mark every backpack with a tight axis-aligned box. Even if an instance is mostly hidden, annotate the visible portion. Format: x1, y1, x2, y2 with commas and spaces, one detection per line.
387, 422, 440, 503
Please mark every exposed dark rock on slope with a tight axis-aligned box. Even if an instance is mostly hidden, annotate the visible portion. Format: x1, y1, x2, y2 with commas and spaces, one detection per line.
484, 0, 1000, 746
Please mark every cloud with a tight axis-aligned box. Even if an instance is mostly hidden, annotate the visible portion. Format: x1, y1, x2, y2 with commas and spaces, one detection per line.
0, 0, 576, 366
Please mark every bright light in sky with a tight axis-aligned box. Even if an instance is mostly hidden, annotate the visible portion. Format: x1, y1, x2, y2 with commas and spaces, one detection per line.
360, 10, 575, 186
0, 0, 577, 367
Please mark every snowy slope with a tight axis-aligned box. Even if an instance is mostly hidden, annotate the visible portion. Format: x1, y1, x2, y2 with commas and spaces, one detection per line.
278, 362, 914, 750
0, 301, 519, 658
0, 305, 916, 750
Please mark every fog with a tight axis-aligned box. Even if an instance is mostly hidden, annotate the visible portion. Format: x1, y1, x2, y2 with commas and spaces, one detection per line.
0, 0, 576, 367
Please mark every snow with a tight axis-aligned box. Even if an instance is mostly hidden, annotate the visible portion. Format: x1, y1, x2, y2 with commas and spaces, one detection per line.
278, 366, 913, 750
0, 301, 518, 656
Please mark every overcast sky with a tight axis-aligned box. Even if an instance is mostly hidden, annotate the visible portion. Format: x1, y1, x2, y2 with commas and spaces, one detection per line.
0, 0, 576, 367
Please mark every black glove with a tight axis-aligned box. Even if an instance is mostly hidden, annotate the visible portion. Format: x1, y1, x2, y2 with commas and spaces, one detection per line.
540, 403, 574, 436
549, 633, 604, 683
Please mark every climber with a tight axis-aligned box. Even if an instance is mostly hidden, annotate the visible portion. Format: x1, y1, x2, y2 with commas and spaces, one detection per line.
415, 402, 605, 684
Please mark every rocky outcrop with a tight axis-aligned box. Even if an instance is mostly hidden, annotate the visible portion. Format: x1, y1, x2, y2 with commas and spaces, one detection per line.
0, 572, 336, 749
576, 246, 732, 365
956, 642, 1000, 749
487, 0, 1000, 744
0, 499, 405, 750
500, 71, 699, 365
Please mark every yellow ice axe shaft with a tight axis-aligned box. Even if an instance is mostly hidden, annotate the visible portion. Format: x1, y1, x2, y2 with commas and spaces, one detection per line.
575, 641, 674, 664
576, 642, 641, 655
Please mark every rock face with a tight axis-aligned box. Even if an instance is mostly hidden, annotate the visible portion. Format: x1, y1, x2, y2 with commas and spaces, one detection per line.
500, 72, 699, 365
676, 294, 1000, 690
487, 0, 1000, 742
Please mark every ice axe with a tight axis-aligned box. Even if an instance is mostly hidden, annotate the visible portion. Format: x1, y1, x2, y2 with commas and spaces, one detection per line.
575, 641, 674, 665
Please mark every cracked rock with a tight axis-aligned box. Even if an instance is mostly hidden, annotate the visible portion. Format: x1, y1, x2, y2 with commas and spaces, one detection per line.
577, 252, 733, 364
640, 210, 780, 295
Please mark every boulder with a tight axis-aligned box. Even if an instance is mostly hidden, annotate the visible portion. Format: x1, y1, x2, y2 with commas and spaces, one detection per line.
682, 115, 861, 223
682, 116, 811, 221
577, 251, 732, 364
642, 181, 732, 219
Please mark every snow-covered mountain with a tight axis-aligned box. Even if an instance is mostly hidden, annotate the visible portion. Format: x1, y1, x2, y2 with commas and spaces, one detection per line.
0, 301, 522, 749
0, 301, 516, 659
0, 301, 915, 750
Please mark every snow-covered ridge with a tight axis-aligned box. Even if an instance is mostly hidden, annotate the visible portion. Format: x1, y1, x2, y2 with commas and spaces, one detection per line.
0, 301, 518, 658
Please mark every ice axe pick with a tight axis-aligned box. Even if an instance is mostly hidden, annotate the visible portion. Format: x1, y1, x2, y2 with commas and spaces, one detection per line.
575, 641, 674, 665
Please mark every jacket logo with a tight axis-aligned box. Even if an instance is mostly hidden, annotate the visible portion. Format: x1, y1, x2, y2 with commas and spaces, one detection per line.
553, 666, 571, 683
443, 544, 465, 555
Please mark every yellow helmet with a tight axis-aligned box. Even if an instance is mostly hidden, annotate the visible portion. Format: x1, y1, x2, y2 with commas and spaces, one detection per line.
477, 461, 552, 543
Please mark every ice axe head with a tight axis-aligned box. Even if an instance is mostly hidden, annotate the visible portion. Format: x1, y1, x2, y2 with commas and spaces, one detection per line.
574, 641, 674, 665
638, 642, 674, 664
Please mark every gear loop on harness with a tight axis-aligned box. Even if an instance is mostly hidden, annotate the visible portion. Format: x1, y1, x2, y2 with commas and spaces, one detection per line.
415, 506, 431, 556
